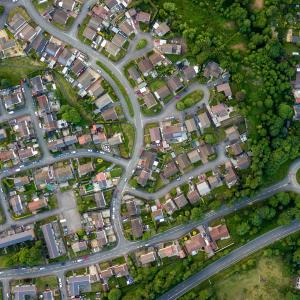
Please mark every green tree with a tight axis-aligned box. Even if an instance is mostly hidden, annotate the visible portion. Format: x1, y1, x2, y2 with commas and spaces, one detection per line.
108, 288, 122, 300
236, 222, 250, 236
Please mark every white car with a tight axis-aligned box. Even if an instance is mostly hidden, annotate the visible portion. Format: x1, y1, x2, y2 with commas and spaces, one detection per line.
87, 149, 92, 152
8, 111, 14, 114
72, 151, 76, 154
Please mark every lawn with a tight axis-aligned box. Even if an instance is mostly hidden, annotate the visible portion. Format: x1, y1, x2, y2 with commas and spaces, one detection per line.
213, 256, 290, 300
136, 39, 148, 50
0, 57, 45, 88
32, 0, 54, 13
120, 123, 135, 158
176, 90, 204, 111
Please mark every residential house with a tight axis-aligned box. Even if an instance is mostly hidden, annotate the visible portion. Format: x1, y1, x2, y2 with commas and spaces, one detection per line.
102, 107, 118, 121
0, 149, 16, 162
217, 82, 232, 98
143, 92, 157, 109
149, 51, 164, 66
197, 181, 211, 196
112, 33, 127, 48
225, 126, 240, 144
176, 153, 190, 172
30, 75, 45, 96
68, 275, 91, 298
158, 43, 181, 55
83, 26, 97, 41
78, 68, 100, 90
153, 22, 170, 36
187, 188, 200, 205
183, 66, 197, 82
87, 79, 105, 98
136, 11, 151, 23
163, 198, 177, 215
139, 251, 156, 265
131, 217, 143, 238
10, 195, 24, 216
28, 198, 47, 214
78, 162, 94, 177
163, 161, 178, 179
13, 285, 37, 300
149, 127, 161, 144
0, 229, 35, 249
95, 93, 113, 111
72, 241, 88, 253
105, 41, 120, 57
167, 75, 183, 94
154, 84, 171, 100
52, 9, 69, 25
173, 194, 188, 209
203, 61, 222, 78
128, 66, 142, 83
198, 112, 211, 130
108, 133, 123, 146
54, 165, 73, 183
185, 118, 197, 133
162, 122, 187, 144
119, 20, 134, 36
187, 149, 201, 164
138, 57, 153, 76
137, 169, 150, 187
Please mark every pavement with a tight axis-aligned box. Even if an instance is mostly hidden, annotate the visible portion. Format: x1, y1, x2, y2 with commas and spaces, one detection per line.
0, 2, 300, 298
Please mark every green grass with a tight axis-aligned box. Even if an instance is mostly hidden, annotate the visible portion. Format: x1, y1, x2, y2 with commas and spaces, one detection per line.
53, 72, 93, 125
176, 90, 204, 111
136, 39, 148, 50
32, 0, 54, 13
120, 123, 135, 158
35, 276, 58, 291
0, 57, 45, 88
96, 61, 134, 117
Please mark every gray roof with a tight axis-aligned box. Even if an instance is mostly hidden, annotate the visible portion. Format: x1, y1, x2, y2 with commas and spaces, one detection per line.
0, 229, 35, 249
13, 285, 37, 300
68, 275, 91, 297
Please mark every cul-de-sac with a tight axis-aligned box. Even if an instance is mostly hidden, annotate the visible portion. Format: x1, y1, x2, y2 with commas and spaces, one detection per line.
0, 0, 299, 299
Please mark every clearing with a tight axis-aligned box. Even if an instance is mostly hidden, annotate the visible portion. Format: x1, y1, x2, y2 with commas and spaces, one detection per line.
252, 0, 264, 10
214, 256, 290, 300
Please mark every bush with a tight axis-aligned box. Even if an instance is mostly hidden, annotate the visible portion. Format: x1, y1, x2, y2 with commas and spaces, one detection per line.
176, 90, 204, 111
136, 39, 148, 50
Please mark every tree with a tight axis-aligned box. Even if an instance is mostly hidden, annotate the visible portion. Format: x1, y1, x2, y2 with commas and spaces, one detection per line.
190, 207, 202, 220
236, 222, 250, 236
108, 288, 122, 300
60, 105, 81, 124
0, 6, 4, 16
278, 103, 293, 119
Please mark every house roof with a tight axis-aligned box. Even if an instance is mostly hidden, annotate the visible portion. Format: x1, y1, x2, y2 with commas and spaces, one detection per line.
83, 26, 97, 41
126, 200, 139, 216
184, 233, 206, 254
173, 194, 188, 209
176, 153, 190, 171
78, 134, 92, 145
119, 20, 134, 36
131, 217, 143, 238
149, 51, 164, 66
143, 92, 157, 108
187, 189, 200, 205
0, 229, 35, 249
198, 112, 211, 128
187, 149, 201, 163
68, 275, 91, 297
71, 58, 85, 75
139, 251, 156, 265
13, 285, 37, 300
211, 103, 228, 117
225, 126, 240, 143
128, 66, 141, 81
72, 240, 88, 253
154, 84, 171, 100
87, 79, 104, 98
167, 75, 183, 92
158, 244, 181, 259
163, 161, 178, 178
137, 169, 150, 186
28, 198, 47, 213
95, 93, 113, 110
154, 22, 170, 36
112, 33, 127, 48
54, 165, 73, 183
105, 41, 120, 57
78, 162, 94, 177
203, 61, 222, 78
108, 132, 123, 146
185, 118, 197, 132
78, 68, 99, 90
217, 82, 232, 97
52, 9, 69, 25
183, 66, 197, 81
149, 127, 161, 143
102, 107, 118, 121
138, 57, 153, 74
163, 199, 177, 215
136, 11, 151, 23
237, 154, 250, 169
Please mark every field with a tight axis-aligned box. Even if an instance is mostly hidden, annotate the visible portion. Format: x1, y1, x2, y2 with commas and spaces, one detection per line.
0, 57, 45, 88
213, 256, 290, 300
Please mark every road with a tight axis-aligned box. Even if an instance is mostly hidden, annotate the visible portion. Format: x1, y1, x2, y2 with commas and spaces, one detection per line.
158, 220, 300, 300
0, 2, 300, 297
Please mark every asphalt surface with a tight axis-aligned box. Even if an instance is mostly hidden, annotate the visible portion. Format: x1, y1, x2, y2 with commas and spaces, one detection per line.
0, 2, 300, 299
158, 220, 300, 300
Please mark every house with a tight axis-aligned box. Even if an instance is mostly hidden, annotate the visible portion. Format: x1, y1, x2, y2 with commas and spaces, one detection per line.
198, 112, 211, 130
224, 163, 238, 188
167, 75, 183, 94
7, 13, 26, 34
163, 161, 178, 178
158, 242, 183, 259
48, 139, 65, 151
126, 199, 139, 216
78, 134, 92, 145
2, 86, 24, 110
64, 135, 78, 146
13, 285, 37, 300
105, 41, 121, 57
162, 122, 187, 144
136, 11, 151, 23
43, 113, 57, 133
184, 233, 206, 255
17, 23, 38, 43
87, 79, 105, 98
236, 154, 251, 169
119, 20, 134, 36
143, 92, 157, 109
138, 57, 153, 76
28, 198, 47, 213
41, 221, 66, 258
30, 75, 45, 96
197, 181, 211, 196
112, 33, 127, 48
92, 5, 111, 20
225, 126, 240, 144
131, 217, 143, 238
113, 263, 129, 277
71, 59, 85, 76
207, 175, 222, 189
34, 167, 54, 187
198, 143, 214, 163
217, 82, 232, 98
94, 172, 112, 189
105, 0, 118, 11
183, 66, 197, 82
18, 147, 38, 161
164, 199, 177, 215
230, 142, 243, 156
203, 61, 222, 78
139, 251, 156, 265
210, 103, 232, 126
158, 43, 181, 55
151, 206, 164, 222
149, 51, 164, 66
185, 118, 197, 132
56, 0, 76, 11
187, 149, 201, 164
68, 275, 91, 298
26, 33, 49, 56
128, 66, 142, 83
137, 169, 150, 187
153, 22, 170, 36
37, 95, 51, 113
52, 9, 69, 25
176, 153, 190, 171
174, 194, 188, 209
83, 26, 97, 41
138, 150, 157, 170
0, 229, 35, 249
14, 176, 30, 188
78, 162, 94, 177
108, 133, 123, 146
102, 107, 118, 121
187, 189, 201, 205
154, 85, 171, 100
149, 127, 161, 144
72, 241, 88, 253
88, 15, 103, 32
10, 195, 24, 216
54, 165, 73, 183
209, 224, 230, 241
78, 68, 99, 90
43, 290, 54, 300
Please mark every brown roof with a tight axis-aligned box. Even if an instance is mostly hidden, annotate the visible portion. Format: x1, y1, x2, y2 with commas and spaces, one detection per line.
154, 85, 171, 100
211, 103, 228, 117
136, 11, 151, 23
119, 20, 134, 36
187, 149, 201, 163
111, 33, 126, 48
198, 112, 211, 129
126, 200, 139, 216
149, 127, 161, 143
163, 199, 177, 215
230, 142, 243, 156
184, 233, 206, 255
187, 189, 200, 205
176, 153, 190, 171
163, 161, 178, 178
131, 217, 143, 238
158, 244, 180, 259
237, 154, 250, 169
173, 194, 188, 209
101, 107, 118, 121
138, 57, 153, 74
209, 224, 230, 241
217, 83, 232, 97
28, 198, 47, 213
183, 66, 197, 81
143, 93, 157, 108
149, 52, 164, 66
167, 75, 183, 93
225, 126, 240, 143
137, 169, 150, 186
83, 26, 97, 41
139, 251, 156, 265
52, 9, 69, 25
78, 162, 94, 177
